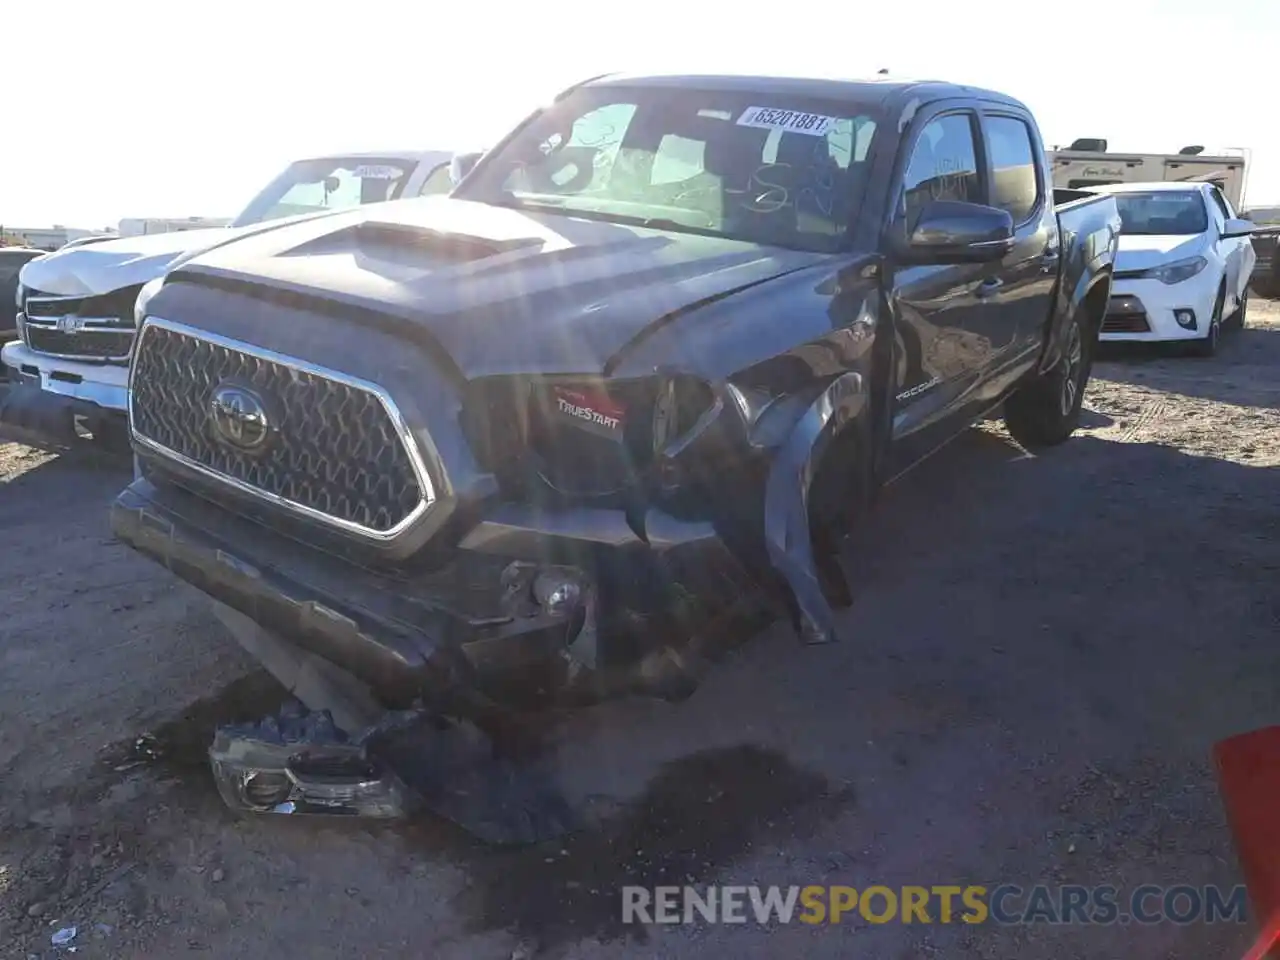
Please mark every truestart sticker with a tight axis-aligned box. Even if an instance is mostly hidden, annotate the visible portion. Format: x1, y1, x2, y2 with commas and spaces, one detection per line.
736, 106, 837, 137
352, 164, 404, 180
552, 386, 626, 440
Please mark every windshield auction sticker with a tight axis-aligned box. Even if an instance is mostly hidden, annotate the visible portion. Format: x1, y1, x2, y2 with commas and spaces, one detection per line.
351, 164, 405, 180
736, 106, 836, 137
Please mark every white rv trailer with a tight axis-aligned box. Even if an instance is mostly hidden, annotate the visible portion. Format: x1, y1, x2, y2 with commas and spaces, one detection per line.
1047, 138, 1248, 210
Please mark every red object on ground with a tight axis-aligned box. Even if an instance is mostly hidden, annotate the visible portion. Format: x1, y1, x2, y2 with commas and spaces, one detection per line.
1214, 726, 1280, 959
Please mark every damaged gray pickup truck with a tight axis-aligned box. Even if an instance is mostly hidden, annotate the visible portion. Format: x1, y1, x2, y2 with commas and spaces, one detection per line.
111, 74, 1120, 836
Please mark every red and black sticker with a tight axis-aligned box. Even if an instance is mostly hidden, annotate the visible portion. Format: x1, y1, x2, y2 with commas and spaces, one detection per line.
551, 385, 627, 440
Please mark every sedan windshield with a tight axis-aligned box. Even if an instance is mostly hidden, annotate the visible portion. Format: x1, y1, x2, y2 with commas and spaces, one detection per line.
456, 84, 881, 252
231, 157, 417, 227
1113, 191, 1208, 236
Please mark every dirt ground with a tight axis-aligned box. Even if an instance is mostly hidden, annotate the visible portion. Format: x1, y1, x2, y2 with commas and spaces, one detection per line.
2, 302, 1279, 959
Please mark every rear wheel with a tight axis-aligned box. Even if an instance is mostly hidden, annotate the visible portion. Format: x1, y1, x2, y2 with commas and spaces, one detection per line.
1004, 311, 1092, 450
1188, 286, 1224, 357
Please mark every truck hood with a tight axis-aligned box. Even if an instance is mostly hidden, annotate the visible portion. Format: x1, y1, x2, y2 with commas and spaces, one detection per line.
1115, 233, 1206, 272
19, 226, 235, 297
18, 209, 345, 298
172, 196, 832, 378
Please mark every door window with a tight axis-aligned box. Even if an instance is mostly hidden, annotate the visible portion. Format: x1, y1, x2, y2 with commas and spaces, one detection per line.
902, 114, 981, 229
418, 162, 454, 196
985, 115, 1041, 224
1208, 186, 1234, 223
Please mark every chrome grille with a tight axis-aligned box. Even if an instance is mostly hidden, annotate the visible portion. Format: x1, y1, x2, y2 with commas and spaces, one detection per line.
24, 323, 134, 359
22, 290, 140, 361
130, 318, 431, 538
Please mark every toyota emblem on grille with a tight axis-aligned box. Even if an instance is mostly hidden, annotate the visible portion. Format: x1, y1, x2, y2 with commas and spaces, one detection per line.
209, 383, 271, 451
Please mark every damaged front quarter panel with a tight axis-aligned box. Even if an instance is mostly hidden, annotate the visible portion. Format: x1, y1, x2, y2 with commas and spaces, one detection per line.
761, 371, 868, 645
656, 277, 883, 648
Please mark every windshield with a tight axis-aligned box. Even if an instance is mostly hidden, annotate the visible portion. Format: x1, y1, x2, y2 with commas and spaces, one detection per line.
231, 157, 416, 227
455, 84, 880, 252
1113, 191, 1208, 236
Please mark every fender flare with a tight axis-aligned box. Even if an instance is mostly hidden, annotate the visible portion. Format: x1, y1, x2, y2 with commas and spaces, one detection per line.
1040, 268, 1112, 375
761, 371, 868, 645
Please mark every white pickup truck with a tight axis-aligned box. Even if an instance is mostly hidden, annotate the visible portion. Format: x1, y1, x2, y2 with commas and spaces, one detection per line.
3, 149, 455, 449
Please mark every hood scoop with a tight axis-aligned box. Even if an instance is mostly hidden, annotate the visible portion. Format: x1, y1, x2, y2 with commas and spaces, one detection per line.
287, 220, 545, 266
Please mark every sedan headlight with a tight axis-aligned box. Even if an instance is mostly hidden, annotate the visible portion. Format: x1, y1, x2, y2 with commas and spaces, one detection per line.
1143, 256, 1208, 285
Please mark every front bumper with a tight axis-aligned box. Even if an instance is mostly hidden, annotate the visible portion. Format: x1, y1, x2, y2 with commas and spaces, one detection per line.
109, 475, 760, 712
1100, 273, 1219, 342
0, 340, 129, 410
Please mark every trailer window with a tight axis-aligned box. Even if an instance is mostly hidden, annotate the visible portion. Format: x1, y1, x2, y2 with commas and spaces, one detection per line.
985, 116, 1040, 223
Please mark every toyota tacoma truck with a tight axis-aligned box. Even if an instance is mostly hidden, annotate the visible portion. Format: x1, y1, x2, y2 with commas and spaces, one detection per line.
111, 74, 1120, 797
2, 149, 456, 449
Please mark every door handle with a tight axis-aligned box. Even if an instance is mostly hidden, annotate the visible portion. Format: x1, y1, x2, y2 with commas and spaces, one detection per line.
975, 277, 1004, 299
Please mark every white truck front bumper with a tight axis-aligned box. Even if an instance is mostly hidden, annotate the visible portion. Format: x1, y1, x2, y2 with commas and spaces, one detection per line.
1, 340, 129, 412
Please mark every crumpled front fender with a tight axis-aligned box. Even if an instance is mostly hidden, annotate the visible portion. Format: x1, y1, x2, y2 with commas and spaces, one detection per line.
761, 371, 867, 645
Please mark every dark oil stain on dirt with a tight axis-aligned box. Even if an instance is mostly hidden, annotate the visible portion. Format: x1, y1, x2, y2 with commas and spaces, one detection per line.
99, 670, 289, 784
450, 744, 854, 953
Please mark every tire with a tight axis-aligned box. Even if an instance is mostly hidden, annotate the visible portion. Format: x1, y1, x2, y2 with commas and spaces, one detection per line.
1225, 288, 1248, 331
1004, 310, 1092, 450
1188, 286, 1225, 357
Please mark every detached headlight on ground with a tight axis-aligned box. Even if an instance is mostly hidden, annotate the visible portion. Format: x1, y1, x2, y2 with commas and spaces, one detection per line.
1141, 256, 1208, 285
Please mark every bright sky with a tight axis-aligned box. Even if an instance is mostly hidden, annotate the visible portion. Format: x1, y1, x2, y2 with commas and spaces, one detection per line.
7, 0, 1280, 228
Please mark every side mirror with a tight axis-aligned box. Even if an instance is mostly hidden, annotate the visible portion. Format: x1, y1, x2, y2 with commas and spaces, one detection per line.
894, 201, 1015, 264
1222, 218, 1255, 239
449, 151, 484, 186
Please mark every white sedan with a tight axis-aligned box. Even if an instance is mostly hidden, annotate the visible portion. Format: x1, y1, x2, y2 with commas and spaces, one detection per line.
1092, 181, 1255, 356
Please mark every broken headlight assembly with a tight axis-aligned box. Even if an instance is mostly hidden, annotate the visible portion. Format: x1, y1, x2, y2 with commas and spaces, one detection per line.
648, 373, 721, 490
515, 374, 717, 498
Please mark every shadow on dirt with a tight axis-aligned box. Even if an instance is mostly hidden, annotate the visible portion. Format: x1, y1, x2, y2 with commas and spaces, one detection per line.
1077, 407, 1115, 429
106, 671, 291, 781
454, 745, 853, 952
0, 437, 131, 532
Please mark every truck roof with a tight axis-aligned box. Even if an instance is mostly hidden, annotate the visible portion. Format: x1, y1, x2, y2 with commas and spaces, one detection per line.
583, 72, 1027, 112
